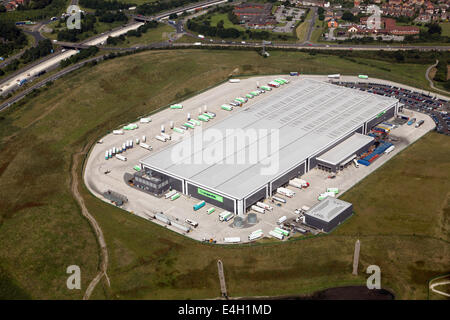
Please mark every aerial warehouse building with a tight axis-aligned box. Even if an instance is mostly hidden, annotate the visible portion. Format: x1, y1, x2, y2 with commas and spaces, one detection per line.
136, 79, 398, 216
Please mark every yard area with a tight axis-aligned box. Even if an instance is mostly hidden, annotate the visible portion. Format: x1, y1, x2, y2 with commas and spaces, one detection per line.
210, 13, 246, 32
0, 49, 448, 299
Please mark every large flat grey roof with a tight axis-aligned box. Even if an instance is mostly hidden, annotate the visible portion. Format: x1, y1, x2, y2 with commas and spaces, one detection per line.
316, 133, 374, 166
305, 197, 352, 222
140, 79, 397, 199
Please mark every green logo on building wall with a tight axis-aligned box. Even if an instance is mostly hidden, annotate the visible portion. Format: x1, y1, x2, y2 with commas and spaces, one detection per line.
197, 188, 223, 203
376, 111, 386, 118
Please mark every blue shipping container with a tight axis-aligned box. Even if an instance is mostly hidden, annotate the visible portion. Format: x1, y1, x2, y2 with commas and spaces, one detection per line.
193, 201, 205, 211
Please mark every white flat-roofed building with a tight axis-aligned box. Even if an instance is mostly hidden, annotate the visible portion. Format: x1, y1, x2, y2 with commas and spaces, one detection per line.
315, 133, 375, 172
304, 197, 353, 232
139, 79, 398, 216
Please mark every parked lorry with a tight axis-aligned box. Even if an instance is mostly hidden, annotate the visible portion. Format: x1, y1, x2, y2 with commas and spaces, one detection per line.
171, 221, 190, 233
248, 231, 263, 241
277, 187, 295, 198
170, 193, 180, 201
140, 117, 151, 123
272, 196, 286, 203
277, 216, 287, 225
224, 237, 240, 243
251, 205, 265, 214
274, 227, 289, 237
115, 154, 127, 161
185, 218, 198, 227
256, 202, 273, 211
328, 74, 341, 79
269, 230, 284, 240
219, 211, 233, 222
155, 135, 167, 142
384, 145, 395, 154
415, 120, 424, 128
407, 118, 416, 125
165, 190, 177, 199
140, 142, 152, 151
193, 200, 205, 211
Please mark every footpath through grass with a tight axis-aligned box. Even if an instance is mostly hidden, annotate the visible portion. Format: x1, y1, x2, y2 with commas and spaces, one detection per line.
0, 49, 448, 299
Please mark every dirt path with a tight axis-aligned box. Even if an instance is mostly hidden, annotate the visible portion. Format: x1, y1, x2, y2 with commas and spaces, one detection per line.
425, 60, 450, 95
71, 147, 110, 300
430, 275, 450, 298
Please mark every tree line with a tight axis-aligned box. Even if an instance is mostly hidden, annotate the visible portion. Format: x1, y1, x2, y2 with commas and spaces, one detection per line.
60, 46, 99, 68
0, 39, 53, 76
136, 0, 203, 16
79, 0, 135, 10
0, 21, 28, 58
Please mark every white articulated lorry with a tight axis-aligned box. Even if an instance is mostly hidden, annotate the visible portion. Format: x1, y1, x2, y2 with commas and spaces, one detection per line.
277, 187, 295, 198
256, 202, 273, 211
251, 205, 265, 214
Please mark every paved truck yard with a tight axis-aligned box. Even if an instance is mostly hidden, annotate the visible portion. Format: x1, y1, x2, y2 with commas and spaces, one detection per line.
84, 74, 436, 244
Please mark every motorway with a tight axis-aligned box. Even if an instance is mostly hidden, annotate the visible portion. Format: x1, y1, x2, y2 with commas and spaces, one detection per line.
1, 0, 450, 103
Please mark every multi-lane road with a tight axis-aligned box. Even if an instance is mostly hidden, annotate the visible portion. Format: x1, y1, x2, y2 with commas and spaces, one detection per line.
1, 0, 449, 107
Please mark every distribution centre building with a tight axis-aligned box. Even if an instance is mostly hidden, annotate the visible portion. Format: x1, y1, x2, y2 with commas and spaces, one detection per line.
139, 79, 398, 216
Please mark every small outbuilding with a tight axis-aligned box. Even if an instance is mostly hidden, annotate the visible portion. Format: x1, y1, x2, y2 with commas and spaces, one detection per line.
304, 197, 353, 232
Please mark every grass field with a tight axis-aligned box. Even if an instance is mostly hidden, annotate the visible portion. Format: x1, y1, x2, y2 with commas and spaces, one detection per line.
295, 10, 312, 42
210, 13, 246, 32
0, 49, 448, 299
310, 18, 325, 43
440, 22, 450, 37
109, 24, 174, 47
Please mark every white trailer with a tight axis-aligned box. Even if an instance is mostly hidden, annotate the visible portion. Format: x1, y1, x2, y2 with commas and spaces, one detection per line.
269, 230, 284, 240
277, 216, 287, 225
113, 130, 124, 135
155, 135, 167, 142
328, 74, 341, 79
385, 145, 395, 154
248, 232, 263, 241
165, 190, 177, 199
140, 117, 151, 123
185, 218, 198, 228
161, 133, 171, 140
219, 211, 233, 222
289, 180, 303, 189
142, 135, 146, 142
292, 178, 308, 186
224, 237, 241, 243
277, 187, 295, 198
251, 205, 265, 214
171, 221, 191, 233
250, 229, 263, 236
140, 142, 152, 151
272, 196, 286, 203
155, 213, 170, 225
256, 202, 273, 211
229, 79, 240, 83
115, 154, 127, 161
